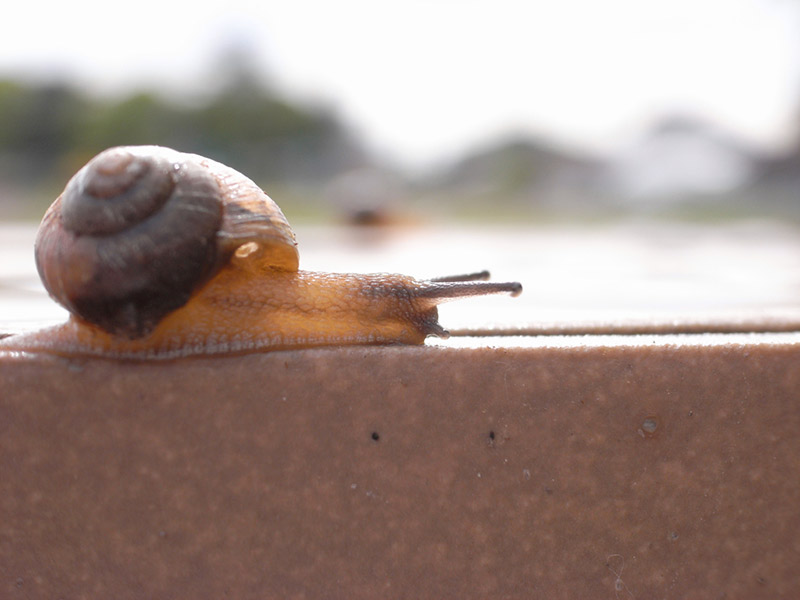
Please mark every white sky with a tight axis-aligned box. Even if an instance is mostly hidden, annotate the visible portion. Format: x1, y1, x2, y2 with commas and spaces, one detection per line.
2, 0, 799, 168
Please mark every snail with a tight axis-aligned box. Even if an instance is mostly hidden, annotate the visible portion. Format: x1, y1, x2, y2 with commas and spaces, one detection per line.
0, 146, 521, 359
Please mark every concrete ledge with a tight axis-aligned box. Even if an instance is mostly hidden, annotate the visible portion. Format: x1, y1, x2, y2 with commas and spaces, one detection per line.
2, 340, 799, 597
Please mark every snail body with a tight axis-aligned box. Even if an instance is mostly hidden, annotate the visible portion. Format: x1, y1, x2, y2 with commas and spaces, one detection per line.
1, 146, 521, 359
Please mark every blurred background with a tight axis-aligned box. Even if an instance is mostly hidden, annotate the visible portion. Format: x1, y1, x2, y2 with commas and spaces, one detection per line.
2, 0, 800, 335
1, 0, 798, 223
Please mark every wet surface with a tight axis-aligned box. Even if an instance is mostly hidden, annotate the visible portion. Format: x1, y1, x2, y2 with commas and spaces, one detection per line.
3, 220, 800, 337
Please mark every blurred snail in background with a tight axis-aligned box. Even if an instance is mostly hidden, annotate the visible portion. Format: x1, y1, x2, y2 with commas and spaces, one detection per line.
0, 146, 521, 359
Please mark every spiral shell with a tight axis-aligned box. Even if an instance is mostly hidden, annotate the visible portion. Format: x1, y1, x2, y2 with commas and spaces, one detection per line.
35, 146, 298, 338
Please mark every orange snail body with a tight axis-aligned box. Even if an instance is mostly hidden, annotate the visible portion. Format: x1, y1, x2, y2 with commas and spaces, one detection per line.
1, 146, 521, 359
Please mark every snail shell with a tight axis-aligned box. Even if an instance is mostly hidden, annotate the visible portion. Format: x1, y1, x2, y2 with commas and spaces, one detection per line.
35, 146, 298, 338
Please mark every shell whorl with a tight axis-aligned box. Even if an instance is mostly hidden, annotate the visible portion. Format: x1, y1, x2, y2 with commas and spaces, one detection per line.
59, 146, 181, 236
35, 146, 298, 339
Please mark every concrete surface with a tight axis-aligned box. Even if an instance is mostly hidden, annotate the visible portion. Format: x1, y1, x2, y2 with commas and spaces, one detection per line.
2, 339, 799, 598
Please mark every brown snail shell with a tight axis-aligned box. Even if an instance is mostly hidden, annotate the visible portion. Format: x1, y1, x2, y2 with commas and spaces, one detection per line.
34, 146, 298, 338
2, 145, 521, 359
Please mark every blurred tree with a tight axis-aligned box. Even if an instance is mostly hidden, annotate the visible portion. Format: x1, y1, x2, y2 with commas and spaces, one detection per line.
81, 93, 193, 150
197, 84, 350, 179
0, 68, 366, 200
0, 81, 89, 178
195, 44, 364, 181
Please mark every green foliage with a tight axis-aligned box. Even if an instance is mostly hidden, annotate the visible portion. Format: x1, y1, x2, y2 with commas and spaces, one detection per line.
0, 81, 89, 169
0, 76, 364, 195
